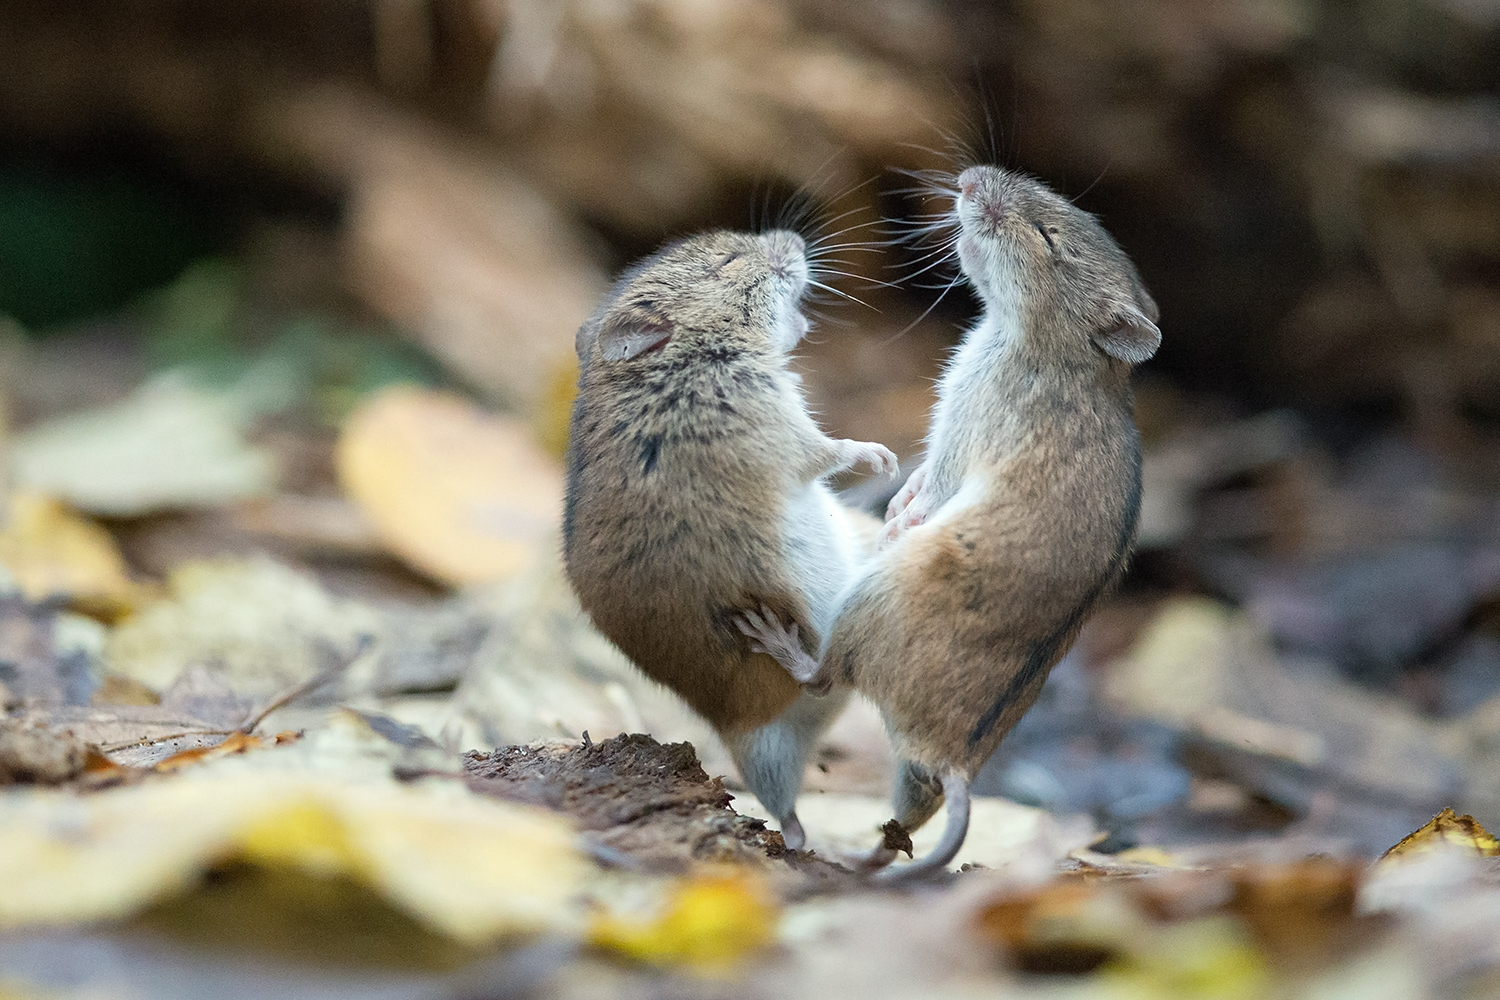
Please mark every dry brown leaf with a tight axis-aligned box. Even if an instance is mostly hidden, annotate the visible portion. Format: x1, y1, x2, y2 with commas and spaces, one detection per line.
974, 880, 1139, 974
1380, 807, 1500, 862
337, 386, 564, 586
1227, 858, 1372, 968
152, 730, 298, 773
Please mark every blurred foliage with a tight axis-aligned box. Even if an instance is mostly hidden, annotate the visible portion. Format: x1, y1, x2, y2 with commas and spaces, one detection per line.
0, 160, 227, 329
141, 259, 444, 424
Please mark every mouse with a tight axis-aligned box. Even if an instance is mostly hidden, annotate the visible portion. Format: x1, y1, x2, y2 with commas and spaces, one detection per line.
738, 165, 1160, 879
562, 228, 896, 850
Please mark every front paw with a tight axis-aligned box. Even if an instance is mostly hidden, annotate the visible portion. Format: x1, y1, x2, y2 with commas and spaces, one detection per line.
885, 464, 928, 521
836, 439, 899, 478
879, 500, 930, 549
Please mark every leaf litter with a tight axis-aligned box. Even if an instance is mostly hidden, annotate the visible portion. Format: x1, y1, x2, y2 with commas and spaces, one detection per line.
5, 162, 1500, 998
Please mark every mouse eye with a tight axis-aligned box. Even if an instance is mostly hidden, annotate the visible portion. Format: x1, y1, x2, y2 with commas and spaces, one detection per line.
1035, 222, 1057, 252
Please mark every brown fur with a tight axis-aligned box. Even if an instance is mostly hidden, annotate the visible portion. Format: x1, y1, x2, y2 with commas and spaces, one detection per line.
824, 166, 1159, 840
564, 229, 886, 737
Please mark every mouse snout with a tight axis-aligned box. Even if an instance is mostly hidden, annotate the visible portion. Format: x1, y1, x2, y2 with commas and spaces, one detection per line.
956, 167, 1009, 234
762, 229, 808, 280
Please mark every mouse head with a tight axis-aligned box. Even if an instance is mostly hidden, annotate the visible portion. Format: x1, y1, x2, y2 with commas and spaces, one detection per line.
576, 229, 810, 368
952, 166, 1160, 367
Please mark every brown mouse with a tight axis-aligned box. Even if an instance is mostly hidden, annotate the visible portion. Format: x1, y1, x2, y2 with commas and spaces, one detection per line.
563, 228, 895, 849
739, 165, 1159, 879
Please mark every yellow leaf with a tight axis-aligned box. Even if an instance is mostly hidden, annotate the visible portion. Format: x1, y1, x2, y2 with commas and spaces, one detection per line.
337, 386, 563, 586
0, 770, 587, 944
1114, 846, 1180, 868
0, 491, 144, 620
1101, 917, 1271, 1000
1380, 807, 1500, 862
590, 870, 777, 971
237, 799, 364, 878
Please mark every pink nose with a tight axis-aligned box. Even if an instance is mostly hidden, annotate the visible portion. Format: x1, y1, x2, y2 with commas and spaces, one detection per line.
957, 167, 983, 197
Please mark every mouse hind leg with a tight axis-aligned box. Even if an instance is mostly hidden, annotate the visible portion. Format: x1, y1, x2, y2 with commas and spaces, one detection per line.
872, 772, 970, 884
724, 688, 850, 851
844, 756, 947, 871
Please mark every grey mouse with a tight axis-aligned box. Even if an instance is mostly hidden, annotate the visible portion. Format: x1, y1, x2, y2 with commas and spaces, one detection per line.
740, 166, 1159, 879
563, 228, 895, 850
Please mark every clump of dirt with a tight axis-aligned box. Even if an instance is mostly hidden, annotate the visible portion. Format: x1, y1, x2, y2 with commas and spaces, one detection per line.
464, 733, 787, 870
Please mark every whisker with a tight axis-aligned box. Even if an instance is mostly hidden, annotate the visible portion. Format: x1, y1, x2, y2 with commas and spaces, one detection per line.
814, 268, 905, 292
883, 268, 968, 343
806, 279, 879, 311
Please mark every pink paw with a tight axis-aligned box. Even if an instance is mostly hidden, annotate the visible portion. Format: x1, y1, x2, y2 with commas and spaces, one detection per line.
735, 604, 822, 685
837, 440, 899, 478
885, 464, 928, 521
879, 499, 930, 549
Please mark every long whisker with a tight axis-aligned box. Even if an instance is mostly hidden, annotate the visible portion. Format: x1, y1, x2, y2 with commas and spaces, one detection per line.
888, 238, 961, 277
883, 267, 967, 343
814, 268, 906, 291
806, 278, 879, 311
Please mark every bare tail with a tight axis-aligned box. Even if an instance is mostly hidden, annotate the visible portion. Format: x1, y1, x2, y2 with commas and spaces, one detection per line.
870, 773, 970, 885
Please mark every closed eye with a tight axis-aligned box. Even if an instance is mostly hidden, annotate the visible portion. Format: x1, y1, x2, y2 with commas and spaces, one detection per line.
1035, 222, 1057, 251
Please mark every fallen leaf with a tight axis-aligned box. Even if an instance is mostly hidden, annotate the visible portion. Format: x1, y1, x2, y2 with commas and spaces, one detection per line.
103, 556, 378, 694
0, 491, 142, 619
16, 705, 222, 755
1227, 858, 1371, 968
975, 880, 1141, 974
91, 674, 160, 707
153, 730, 280, 772
158, 663, 254, 728
0, 768, 587, 944
1380, 807, 1500, 862
337, 387, 564, 586
1106, 598, 1461, 851
1100, 917, 1271, 1000
8, 375, 274, 516
589, 870, 777, 971
450, 547, 727, 774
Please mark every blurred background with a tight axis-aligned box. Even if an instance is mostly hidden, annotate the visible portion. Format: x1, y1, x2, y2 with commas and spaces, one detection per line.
3, 0, 1500, 858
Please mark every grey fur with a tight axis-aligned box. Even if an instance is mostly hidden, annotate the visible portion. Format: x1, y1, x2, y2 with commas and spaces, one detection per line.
749, 167, 1159, 878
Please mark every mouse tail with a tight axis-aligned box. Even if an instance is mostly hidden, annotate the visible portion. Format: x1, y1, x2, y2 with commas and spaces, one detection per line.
870, 773, 970, 886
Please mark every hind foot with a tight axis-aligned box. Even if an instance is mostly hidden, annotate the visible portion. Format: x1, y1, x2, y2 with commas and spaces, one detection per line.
735, 605, 828, 691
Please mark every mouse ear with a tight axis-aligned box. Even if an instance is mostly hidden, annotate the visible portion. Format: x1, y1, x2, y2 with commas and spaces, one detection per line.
597, 315, 674, 362
1092, 306, 1160, 364
1134, 284, 1161, 323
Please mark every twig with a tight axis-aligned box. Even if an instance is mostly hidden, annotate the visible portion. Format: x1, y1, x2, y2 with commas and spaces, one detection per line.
237, 634, 374, 733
